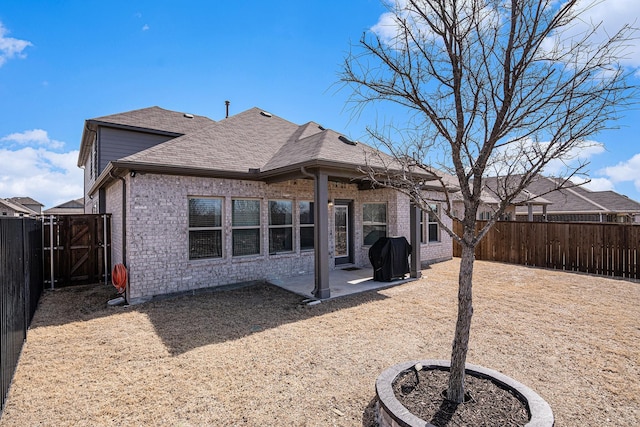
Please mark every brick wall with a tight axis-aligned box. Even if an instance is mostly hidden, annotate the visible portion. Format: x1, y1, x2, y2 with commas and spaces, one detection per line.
110, 173, 450, 302
419, 190, 454, 265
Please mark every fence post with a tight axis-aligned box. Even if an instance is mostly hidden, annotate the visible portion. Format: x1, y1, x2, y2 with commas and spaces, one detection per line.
21, 219, 27, 341
103, 214, 108, 284
49, 215, 55, 290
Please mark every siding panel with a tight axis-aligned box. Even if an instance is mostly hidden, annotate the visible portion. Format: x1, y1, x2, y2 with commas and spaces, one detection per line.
98, 127, 175, 172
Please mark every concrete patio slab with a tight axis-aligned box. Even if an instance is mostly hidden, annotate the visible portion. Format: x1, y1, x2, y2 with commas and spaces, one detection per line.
268, 266, 416, 300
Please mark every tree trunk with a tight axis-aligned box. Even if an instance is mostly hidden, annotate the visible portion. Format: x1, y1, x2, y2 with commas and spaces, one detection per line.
447, 241, 475, 403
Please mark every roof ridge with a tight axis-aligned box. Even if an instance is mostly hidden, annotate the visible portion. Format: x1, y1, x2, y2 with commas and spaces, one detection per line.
545, 176, 609, 211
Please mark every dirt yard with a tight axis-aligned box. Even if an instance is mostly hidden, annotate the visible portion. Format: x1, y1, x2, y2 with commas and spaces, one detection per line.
1, 259, 638, 426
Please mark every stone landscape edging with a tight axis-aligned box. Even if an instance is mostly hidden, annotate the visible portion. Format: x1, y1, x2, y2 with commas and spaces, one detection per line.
375, 359, 554, 427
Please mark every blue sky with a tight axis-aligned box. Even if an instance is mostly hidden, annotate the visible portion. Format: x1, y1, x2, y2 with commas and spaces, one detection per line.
1, 0, 639, 209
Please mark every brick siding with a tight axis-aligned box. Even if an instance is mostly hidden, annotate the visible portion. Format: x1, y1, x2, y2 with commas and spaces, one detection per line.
103, 173, 452, 302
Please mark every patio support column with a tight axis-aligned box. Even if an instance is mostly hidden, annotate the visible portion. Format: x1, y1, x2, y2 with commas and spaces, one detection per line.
313, 170, 330, 299
528, 204, 533, 222
409, 203, 422, 279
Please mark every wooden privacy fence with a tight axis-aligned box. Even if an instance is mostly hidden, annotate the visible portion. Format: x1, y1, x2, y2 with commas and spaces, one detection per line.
1, 218, 43, 413
453, 220, 640, 280
43, 214, 111, 288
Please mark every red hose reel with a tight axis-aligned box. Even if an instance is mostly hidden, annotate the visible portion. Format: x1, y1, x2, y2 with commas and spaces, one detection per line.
111, 263, 127, 294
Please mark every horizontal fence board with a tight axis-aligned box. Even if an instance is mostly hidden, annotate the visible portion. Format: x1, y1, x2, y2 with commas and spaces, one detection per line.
453, 220, 639, 280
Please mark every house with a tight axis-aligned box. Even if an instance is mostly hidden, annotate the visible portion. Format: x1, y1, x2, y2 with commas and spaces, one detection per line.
482, 175, 640, 223
77, 106, 453, 303
451, 186, 551, 222
514, 176, 640, 223
42, 198, 85, 215
0, 198, 41, 217
7, 197, 43, 215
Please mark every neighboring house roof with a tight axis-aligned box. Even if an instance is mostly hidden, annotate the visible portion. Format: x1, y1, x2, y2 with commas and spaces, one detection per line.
89, 107, 438, 194
516, 176, 640, 215
481, 175, 640, 215
43, 198, 84, 215
451, 179, 551, 207
588, 191, 639, 213
0, 198, 39, 216
78, 106, 216, 167
7, 197, 44, 208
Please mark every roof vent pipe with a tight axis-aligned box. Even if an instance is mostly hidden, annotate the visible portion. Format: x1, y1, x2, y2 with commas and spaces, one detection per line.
225, 100, 230, 118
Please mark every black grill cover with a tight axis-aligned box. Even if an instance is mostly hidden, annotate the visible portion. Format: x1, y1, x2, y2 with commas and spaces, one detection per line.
368, 236, 412, 282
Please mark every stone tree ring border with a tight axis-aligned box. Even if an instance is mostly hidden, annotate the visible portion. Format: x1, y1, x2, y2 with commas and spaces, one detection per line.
375, 359, 554, 427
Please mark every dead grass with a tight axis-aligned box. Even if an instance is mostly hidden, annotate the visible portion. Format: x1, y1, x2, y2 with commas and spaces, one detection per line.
1, 259, 639, 426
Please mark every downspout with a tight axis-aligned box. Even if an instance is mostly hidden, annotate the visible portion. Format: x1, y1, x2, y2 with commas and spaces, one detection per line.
109, 170, 127, 267
300, 166, 315, 180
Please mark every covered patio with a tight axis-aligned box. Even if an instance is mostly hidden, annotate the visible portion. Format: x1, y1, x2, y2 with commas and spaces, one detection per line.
268, 266, 416, 300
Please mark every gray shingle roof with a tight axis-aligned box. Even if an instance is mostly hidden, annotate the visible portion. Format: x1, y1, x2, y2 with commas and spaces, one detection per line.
7, 196, 44, 207
78, 106, 216, 168
502, 176, 640, 214
1, 198, 38, 215
43, 198, 84, 215
117, 107, 398, 176
573, 189, 640, 211
90, 106, 215, 135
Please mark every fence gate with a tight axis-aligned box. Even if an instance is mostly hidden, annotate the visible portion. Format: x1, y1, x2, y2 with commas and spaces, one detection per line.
43, 214, 111, 288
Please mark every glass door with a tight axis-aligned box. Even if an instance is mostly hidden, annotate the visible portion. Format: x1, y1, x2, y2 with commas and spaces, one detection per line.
334, 203, 351, 264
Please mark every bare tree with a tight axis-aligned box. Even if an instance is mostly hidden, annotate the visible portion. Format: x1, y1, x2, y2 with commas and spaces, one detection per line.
341, 0, 637, 403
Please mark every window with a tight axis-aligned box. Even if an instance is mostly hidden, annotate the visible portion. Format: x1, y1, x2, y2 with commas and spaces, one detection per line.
232, 199, 261, 256
363, 203, 387, 245
299, 201, 314, 250
188, 198, 223, 259
268, 200, 293, 254
421, 204, 440, 243
478, 211, 491, 220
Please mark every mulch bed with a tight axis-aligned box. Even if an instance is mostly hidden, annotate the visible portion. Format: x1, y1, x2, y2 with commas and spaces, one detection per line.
392, 367, 529, 426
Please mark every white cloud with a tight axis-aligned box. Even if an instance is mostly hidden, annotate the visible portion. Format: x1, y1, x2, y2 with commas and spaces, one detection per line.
0, 21, 32, 67
572, 176, 615, 191
599, 153, 640, 192
542, 140, 606, 176
142, 24, 150, 31
371, 10, 403, 45
0, 147, 83, 209
546, 1, 640, 72
370, 0, 500, 48
372, 1, 640, 74
0, 129, 83, 209
1, 129, 65, 149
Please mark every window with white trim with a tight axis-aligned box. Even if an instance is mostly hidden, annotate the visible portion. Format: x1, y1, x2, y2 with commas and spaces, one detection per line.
421, 203, 440, 243
299, 201, 314, 251
188, 197, 223, 259
268, 200, 293, 254
363, 203, 387, 245
478, 211, 492, 220
232, 199, 261, 256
